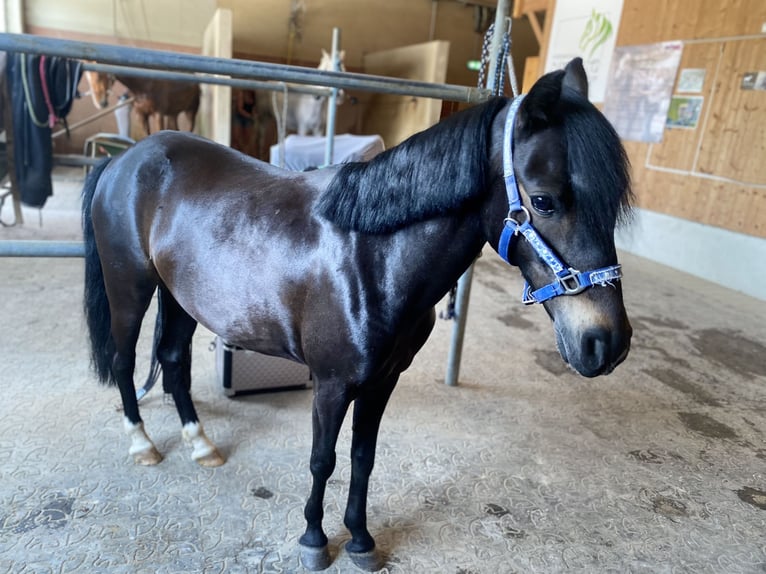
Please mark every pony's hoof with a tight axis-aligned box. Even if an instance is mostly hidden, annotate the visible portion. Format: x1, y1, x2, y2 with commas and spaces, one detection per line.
194, 448, 225, 467
299, 543, 332, 571
133, 447, 162, 466
345, 544, 384, 572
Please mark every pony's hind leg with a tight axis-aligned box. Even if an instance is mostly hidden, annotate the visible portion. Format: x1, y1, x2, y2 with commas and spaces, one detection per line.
157, 288, 224, 467
109, 286, 163, 466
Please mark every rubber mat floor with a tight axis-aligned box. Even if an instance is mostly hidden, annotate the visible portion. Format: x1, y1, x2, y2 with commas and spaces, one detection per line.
1, 171, 764, 573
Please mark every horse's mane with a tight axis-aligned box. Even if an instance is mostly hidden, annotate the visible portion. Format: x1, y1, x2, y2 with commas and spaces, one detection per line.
553, 78, 634, 239
316, 97, 507, 234
316, 79, 632, 238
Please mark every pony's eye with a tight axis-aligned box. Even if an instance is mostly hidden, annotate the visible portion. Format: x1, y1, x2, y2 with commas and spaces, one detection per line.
530, 195, 555, 215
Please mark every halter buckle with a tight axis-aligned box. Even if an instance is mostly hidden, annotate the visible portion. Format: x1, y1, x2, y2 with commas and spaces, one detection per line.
559, 269, 586, 295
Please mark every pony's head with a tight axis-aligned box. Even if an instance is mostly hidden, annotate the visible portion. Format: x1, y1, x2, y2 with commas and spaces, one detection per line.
497, 58, 633, 377
83, 68, 114, 109
319, 48, 346, 73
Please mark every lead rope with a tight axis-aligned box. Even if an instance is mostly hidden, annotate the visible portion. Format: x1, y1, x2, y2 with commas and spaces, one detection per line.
441, 19, 513, 321
477, 21, 511, 97
505, 18, 520, 98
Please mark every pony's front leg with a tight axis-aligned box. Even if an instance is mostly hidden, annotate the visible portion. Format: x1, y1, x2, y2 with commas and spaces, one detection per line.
342, 376, 398, 571
299, 383, 352, 571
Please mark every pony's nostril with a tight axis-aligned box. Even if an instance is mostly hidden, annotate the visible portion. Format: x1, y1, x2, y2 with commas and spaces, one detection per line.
582, 328, 610, 374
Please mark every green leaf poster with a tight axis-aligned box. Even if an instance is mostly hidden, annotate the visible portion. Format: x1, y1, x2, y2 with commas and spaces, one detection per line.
543, 0, 624, 103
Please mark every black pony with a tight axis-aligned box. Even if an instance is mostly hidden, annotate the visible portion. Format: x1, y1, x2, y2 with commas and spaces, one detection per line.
82, 58, 632, 570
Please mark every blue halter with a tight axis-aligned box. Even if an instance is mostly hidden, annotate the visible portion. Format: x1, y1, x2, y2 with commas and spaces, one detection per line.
497, 96, 623, 305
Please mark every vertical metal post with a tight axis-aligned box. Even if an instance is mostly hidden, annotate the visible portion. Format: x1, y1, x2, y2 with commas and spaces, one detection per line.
445, 0, 509, 386
324, 27, 341, 166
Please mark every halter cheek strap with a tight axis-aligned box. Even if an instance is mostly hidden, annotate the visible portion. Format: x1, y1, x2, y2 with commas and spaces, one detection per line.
497, 95, 623, 305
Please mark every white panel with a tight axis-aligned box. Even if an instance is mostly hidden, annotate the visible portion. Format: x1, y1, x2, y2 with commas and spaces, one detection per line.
115, 0, 216, 47
25, 0, 115, 35
200, 8, 232, 145
25, 0, 216, 47
616, 208, 766, 301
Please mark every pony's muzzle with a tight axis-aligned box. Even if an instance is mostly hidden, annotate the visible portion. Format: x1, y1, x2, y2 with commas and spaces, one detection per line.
577, 325, 631, 377
555, 320, 632, 377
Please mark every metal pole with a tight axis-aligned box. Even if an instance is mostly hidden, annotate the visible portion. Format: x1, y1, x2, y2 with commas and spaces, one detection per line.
324, 28, 341, 166
82, 62, 333, 97
51, 96, 134, 138
445, 0, 510, 387
0, 33, 489, 103
0, 241, 85, 257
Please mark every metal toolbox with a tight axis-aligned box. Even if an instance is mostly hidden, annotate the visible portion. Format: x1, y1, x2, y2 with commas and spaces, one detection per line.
214, 337, 311, 397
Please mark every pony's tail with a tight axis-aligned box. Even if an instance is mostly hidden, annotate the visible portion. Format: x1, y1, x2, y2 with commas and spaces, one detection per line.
82, 159, 115, 385
138, 291, 163, 400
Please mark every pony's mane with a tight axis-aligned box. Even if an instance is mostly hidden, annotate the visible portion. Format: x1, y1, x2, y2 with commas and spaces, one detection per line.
556, 81, 634, 238
316, 98, 507, 233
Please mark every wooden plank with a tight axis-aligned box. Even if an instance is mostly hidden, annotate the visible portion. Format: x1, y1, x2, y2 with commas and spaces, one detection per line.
695, 37, 766, 184
512, 0, 550, 18
617, 0, 766, 46
521, 56, 540, 93
614, 0, 766, 238
362, 41, 450, 148
647, 42, 721, 171
536, 0, 556, 80
199, 8, 232, 146
527, 11, 544, 45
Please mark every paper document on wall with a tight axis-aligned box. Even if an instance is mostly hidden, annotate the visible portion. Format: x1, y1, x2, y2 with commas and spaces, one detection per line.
601, 42, 683, 143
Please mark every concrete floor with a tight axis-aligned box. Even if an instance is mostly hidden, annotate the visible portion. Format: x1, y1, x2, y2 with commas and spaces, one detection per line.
0, 169, 765, 573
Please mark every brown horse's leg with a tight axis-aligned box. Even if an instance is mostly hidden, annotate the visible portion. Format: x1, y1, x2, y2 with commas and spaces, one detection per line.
156, 288, 224, 467
342, 375, 399, 571
165, 115, 178, 131
109, 286, 162, 466
299, 383, 352, 571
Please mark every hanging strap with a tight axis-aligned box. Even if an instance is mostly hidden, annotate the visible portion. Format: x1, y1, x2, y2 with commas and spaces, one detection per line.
20, 54, 48, 128
39, 55, 58, 128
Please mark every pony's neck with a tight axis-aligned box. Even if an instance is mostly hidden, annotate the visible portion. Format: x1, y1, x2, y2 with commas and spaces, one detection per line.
316, 98, 508, 235
375, 212, 487, 321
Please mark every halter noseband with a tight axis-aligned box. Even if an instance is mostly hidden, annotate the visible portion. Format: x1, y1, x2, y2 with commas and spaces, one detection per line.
497, 95, 623, 305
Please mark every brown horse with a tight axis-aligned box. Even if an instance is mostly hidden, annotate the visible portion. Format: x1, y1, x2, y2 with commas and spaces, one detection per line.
81, 59, 632, 570
84, 69, 200, 136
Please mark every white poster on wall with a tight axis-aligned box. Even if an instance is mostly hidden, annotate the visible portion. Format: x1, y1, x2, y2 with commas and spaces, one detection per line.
543, 0, 625, 103
602, 42, 684, 142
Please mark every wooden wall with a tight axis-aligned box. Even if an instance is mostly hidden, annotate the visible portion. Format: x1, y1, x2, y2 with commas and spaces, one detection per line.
616, 0, 766, 238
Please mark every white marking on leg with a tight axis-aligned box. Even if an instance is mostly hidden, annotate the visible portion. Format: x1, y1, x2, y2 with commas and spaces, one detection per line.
123, 417, 162, 465
182, 422, 225, 466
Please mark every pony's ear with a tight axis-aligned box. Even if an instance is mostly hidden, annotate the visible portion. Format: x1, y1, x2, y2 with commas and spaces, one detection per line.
322, 49, 329, 59
562, 57, 588, 98
518, 69, 563, 131
338, 50, 346, 62
518, 57, 589, 132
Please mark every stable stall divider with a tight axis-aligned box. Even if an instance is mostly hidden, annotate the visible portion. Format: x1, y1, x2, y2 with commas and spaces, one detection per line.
0, 33, 489, 103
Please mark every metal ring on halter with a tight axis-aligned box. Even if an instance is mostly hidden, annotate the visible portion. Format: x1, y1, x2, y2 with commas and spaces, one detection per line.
503, 205, 530, 235
558, 269, 586, 295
